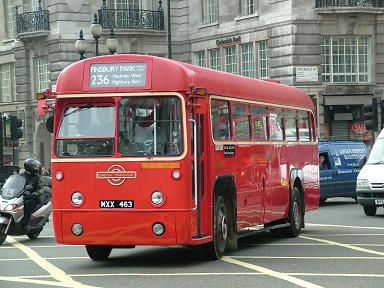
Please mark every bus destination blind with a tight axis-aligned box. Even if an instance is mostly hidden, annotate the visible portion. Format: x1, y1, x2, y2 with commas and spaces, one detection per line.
89, 63, 147, 88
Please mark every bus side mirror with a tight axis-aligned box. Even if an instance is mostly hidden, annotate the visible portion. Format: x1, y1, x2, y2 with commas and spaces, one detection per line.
46, 116, 54, 133
358, 156, 367, 169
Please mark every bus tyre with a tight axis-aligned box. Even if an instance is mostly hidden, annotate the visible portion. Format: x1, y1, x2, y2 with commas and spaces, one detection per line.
363, 205, 377, 216
282, 187, 303, 238
204, 195, 228, 260
0, 225, 7, 245
86, 245, 112, 261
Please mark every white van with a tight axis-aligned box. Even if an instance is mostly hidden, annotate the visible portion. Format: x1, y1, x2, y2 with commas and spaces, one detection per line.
356, 129, 384, 216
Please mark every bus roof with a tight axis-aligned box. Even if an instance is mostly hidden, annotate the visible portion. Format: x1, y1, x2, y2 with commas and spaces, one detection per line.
56, 54, 314, 110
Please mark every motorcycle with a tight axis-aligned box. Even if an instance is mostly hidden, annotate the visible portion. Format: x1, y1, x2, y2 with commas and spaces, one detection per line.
0, 174, 52, 245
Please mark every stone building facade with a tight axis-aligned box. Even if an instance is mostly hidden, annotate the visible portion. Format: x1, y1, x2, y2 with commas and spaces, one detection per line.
0, 0, 383, 169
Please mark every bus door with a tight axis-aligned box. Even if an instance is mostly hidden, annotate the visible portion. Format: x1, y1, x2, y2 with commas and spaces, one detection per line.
190, 96, 207, 238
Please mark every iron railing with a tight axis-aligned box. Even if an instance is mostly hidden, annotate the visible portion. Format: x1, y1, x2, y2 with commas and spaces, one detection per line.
316, 0, 384, 8
16, 5, 49, 35
98, 0, 164, 31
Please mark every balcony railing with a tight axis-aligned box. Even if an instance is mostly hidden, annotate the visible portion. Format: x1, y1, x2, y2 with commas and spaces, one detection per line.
98, 0, 164, 31
16, 5, 49, 35
316, 0, 384, 8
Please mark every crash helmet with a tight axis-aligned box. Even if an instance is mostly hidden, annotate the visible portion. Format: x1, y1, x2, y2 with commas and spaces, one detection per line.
24, 158, 42, 175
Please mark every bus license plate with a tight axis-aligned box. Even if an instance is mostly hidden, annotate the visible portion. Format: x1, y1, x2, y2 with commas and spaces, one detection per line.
99, 200, 134, 208
375, 199, 384, 205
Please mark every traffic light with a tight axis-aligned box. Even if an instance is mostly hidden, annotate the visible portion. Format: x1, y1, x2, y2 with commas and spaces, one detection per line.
363, 98, 378, 131
9, 115, 23, 140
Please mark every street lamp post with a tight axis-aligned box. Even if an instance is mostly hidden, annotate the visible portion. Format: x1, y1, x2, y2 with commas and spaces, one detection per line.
106, 29, 118, 54
90, 14, 102, 56
75, 29, 87, 60
75, 19, 118, 60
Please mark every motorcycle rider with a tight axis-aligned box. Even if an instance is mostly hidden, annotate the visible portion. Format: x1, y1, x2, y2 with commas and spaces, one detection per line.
20, 159, 44, 230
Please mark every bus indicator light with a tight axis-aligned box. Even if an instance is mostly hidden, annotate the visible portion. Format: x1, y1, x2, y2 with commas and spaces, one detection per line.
56, 171, 64, 181
171, 169, 181, 180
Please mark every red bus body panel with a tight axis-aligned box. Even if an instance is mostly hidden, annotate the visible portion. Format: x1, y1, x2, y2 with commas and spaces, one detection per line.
52, 54, 319, 247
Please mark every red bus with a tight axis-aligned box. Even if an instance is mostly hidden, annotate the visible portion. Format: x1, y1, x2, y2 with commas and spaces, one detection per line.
47, 54, 319, 260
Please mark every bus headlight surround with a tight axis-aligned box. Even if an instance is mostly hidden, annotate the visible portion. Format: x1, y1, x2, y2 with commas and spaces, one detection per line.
151, 191, 164, 206
356, 179, 369, 188
71, 223, 83, 236
71, 192, 84, 206
152, 222, 165, 236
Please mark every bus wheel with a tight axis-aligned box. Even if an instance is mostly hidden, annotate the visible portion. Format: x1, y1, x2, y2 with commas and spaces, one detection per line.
86, 245, 112, 261
204, 195, 228, 260
282, 187, 303, 238
363, 205, 377, 216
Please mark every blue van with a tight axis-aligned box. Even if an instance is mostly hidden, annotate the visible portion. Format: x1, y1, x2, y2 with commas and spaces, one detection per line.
319, 140, 368, 203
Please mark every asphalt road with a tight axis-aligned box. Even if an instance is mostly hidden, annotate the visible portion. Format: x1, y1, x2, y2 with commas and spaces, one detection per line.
1, 198, 383, 288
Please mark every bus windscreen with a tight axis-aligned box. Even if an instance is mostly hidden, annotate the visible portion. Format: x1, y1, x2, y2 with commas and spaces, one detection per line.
118, 96, 182, 156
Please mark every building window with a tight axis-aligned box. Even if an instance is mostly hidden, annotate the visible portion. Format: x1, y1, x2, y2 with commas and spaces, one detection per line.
194, 51, 206, 67
209, 48, 221, 70
241, 0, 255, 16
202, 0, 218, 24
258, 40, 269, 79
4, 0, 16, 39
1, 64, 12, 103
241, 43, 254, 78
224, 46, 238, 74
36, 57, 49, 92
322, 36, 370, 83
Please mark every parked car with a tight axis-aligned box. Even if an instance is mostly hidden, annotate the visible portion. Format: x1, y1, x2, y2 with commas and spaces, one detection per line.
356, 129, 384, 216
319, 140, 368, 203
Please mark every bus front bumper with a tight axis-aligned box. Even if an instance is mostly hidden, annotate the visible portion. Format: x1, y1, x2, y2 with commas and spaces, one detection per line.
53, 210, 194, 246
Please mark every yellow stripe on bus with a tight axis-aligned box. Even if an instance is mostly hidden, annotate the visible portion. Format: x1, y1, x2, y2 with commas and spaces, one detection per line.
141, 163, 180, 169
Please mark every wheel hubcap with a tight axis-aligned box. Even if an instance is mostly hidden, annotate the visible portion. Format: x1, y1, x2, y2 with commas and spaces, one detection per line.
218, 209, 228, 243
293, 201, 301, 229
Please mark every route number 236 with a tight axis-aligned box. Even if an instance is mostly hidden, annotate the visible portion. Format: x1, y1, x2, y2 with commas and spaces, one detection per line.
91, 75, 110, 86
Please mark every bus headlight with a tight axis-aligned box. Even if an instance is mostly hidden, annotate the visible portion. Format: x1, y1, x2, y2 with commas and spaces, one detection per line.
152, 222, 165, 236
151, 191, 164, 205
71, 223, 83, 236
71, 192, 84, 206
356, 179, 369, 188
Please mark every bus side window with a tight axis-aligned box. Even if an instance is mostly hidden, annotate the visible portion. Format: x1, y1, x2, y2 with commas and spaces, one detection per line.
232, 103, 251, 141
285, 110, 298, 142
298, 111, 310, 142
251, 106, 268, 141
211, 99, 231, 141
269, 108, 284, 141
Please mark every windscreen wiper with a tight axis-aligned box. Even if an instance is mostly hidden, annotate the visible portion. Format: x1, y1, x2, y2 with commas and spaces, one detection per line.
64, 105, 92, 117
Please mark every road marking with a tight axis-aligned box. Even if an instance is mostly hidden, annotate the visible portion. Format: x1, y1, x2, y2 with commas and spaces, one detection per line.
222, 256, 325, 288
300, 235, 384, 256
241, 243, 384, 247
303, 233, 384, 236
231, 256, 384, 260
290, 273, 384, 278
0, 276, 73, 287
9, 272, 384, 279
306, 223, 384, 230
5, 236, 98, 288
